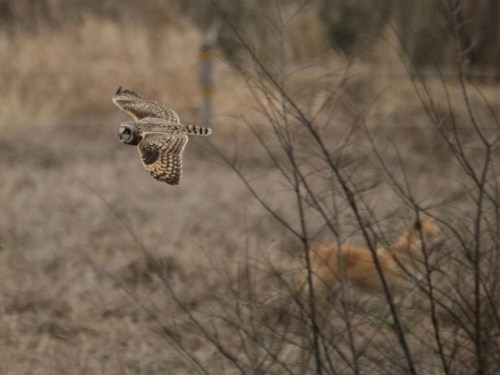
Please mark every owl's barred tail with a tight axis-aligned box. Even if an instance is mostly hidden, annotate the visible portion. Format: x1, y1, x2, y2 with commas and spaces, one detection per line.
180, 124, 212, 136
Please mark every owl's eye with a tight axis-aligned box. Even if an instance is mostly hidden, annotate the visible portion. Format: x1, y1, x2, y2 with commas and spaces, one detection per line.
123, 128, 131, 135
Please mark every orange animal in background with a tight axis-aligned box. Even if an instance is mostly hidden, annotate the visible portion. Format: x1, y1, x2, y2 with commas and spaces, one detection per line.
293, 218, 442, 301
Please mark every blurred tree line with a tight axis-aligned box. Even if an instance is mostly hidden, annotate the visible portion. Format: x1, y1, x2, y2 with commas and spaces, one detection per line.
2, 0, 500, 80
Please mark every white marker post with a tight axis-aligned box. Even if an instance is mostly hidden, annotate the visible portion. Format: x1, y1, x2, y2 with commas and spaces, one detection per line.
199, 42, 213, 129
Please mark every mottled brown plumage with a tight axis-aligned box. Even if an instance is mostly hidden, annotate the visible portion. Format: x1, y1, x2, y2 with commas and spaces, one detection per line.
113, 87, 212, 185
113, 86, 181, 124
139, 132, 188, 185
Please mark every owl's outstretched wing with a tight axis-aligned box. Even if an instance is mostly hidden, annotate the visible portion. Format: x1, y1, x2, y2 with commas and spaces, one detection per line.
113, 86, 181, 124
137, 132, 188, 185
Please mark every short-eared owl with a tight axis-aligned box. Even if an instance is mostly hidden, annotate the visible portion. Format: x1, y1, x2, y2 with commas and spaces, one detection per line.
113, 87, 212, 185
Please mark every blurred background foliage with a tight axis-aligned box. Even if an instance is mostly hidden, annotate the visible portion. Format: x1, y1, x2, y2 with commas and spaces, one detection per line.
2, 0, 500, 73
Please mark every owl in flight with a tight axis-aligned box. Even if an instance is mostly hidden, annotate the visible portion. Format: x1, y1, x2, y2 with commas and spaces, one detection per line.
113, 87, 212, 185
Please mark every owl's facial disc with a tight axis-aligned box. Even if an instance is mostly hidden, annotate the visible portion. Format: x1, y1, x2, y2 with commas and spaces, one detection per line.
119, 124, 141, 145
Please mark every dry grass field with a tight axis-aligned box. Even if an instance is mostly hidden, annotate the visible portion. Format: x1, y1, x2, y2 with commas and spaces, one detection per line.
1, 4, 500, 374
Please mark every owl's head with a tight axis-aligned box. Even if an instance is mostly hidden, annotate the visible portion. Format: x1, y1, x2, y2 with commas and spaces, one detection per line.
119, 122, 142, 146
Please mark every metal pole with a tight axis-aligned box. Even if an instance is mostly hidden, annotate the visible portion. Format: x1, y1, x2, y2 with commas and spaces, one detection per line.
199, 42, 213, 129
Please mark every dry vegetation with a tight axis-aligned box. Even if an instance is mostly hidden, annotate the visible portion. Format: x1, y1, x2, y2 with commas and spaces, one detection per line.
1, 1, 500, 374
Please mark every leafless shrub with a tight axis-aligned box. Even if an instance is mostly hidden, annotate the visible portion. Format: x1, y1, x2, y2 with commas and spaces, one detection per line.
135, 1, 500, 374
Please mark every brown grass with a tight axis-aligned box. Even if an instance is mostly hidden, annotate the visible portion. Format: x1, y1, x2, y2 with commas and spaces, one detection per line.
1, 8, 500, 374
